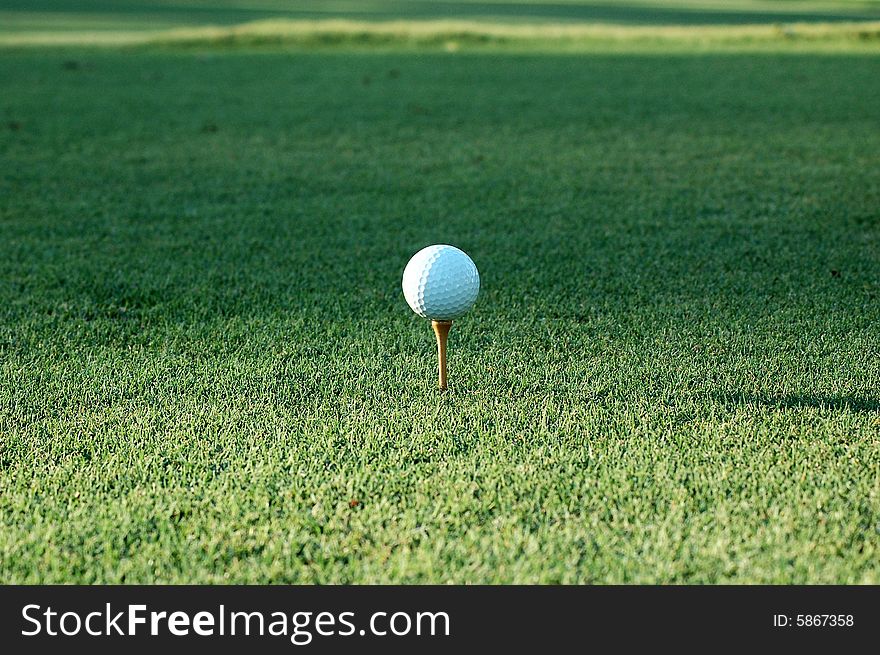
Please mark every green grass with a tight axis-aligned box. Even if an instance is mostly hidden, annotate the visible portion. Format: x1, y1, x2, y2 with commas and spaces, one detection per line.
3, 0, 880, 36
1, 15, 880, 583
4, 1, 880, 50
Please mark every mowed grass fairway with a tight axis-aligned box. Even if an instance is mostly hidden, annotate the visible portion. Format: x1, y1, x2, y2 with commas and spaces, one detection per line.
2, 12, 880, 582
3, 0, 880, 33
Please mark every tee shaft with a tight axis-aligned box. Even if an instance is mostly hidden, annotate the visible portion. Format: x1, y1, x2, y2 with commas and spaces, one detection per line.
431, 320, 452, 390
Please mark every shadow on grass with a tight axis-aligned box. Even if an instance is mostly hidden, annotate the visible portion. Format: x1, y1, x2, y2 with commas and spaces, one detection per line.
719, 393, 880, 413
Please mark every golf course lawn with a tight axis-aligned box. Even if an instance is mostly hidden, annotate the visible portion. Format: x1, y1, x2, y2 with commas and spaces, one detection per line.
3, 0, 880, 33
2, 19, 879, 582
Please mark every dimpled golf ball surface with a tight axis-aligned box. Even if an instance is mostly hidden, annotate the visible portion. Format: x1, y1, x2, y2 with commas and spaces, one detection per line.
402, 245, 480, 320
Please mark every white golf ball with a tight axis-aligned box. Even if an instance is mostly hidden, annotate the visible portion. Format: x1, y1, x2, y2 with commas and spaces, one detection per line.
402, 245, 480, 320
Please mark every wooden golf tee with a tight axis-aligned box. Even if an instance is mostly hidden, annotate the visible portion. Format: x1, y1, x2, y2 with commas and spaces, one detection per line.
432, 320, 452, 390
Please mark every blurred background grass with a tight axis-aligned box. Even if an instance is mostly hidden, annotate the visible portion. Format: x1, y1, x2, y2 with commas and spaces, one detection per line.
2, 1, 880, 32
2, 1, 880, 50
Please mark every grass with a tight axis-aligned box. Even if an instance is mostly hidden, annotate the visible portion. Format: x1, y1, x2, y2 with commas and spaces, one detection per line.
3, 0, 880, 33
4, 19, 880, 52
1, 5, 880, 583
4, 1, 880, 50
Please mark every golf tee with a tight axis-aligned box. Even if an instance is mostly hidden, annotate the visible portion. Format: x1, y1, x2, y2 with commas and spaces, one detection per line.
432, 320, 452, 390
